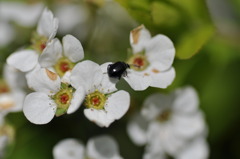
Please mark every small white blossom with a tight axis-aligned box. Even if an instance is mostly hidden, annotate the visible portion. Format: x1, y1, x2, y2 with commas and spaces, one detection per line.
123, 25, 175, 90
127, 86, 208, 158
39, 34, 84, 77
7, 7, 58, 73
71, 60, 130, 127
23, 68, 84, 124
53, 135, 123, 159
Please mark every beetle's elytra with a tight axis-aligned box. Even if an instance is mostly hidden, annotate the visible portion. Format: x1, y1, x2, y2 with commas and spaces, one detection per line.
107, 62, 130, 79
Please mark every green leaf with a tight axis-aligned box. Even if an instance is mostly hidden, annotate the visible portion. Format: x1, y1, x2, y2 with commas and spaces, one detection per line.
176, 24, 215, 59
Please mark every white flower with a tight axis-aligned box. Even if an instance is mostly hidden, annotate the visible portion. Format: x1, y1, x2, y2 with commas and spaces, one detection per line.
123, 25, 175, 90
127, 86, 208, 157
7, 8, 58, 72
53, 138, 85, 159
0, 64, 26, 116
23, 68, 84, 124
39, 34, 84, 77
71, 60, 130, 127
53, 135, 123, 159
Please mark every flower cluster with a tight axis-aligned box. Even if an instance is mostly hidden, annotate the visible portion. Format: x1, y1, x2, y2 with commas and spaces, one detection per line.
4, 8, 176, 128
0, 4, 210, 159
53, 135, 123, 159
127, 86, 208, 159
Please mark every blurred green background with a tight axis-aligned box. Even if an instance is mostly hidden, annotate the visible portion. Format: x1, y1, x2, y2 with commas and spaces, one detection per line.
1, 0, 240, 158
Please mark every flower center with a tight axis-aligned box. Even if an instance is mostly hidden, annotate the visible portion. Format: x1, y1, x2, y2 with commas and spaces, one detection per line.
30, 32, 48, 53
53, 84, 74, 116
127, 52, 149, 71
0, 80, 10, 94
59, 93, 69, 104
85, 90, 106, 110
158, 110, 171, 122
54, 57, 75, 77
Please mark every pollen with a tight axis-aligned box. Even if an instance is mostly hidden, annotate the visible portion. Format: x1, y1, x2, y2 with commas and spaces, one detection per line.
59, 93, 69, 104
53, 85, 74, 116
54, 57, 74, 77
127, 52, 149, 71
85, 90, 106, 110
133, 57, 144, 67
60, 62, 70, 73
40, 43, 46, 51
30, 32, 48, 53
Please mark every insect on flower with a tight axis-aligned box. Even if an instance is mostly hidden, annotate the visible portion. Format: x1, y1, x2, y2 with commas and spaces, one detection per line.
107, 61, 141, 79
107, 61, 130, 79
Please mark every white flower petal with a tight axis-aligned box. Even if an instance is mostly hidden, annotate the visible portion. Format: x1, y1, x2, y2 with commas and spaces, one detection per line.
143, 142, 166, 159
172, 112, 207, 139
147, 122, 185, 155
63, 35, 84, 62
141, 93, 174, 121
146, 65, 175, 89
130, 25, 151, 53
53, 138, 85, 159
26, 67, 61, 94
87, 135, 122, 159
61, 71, 71, 84
23, 92, 56, 124
177, 137, 209, 159
123, 69, 151, 91
127, 113, 149, 146
7, 50, 38, 72
146, 34, 175, 71
105, 90, 130, 120
172, 86, 199, 114
84, 109, 114, 127
37, 8, 58, 40
67, 87, 85, 114
39, 38, 62, 68
71, 60, 102, 92
98, 62, 118, 94
3, 64, 27, 90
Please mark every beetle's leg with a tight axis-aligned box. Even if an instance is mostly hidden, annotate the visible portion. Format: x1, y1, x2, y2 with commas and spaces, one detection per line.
122, 71, 128, 78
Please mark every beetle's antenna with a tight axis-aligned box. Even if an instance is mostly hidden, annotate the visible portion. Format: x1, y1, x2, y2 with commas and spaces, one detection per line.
129, 64, 140, 68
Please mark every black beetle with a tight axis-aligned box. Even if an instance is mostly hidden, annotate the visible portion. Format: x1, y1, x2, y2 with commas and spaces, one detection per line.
107, 61, 130, 79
